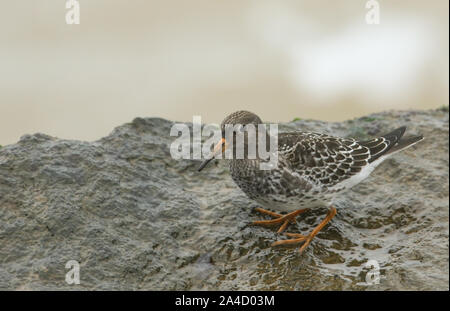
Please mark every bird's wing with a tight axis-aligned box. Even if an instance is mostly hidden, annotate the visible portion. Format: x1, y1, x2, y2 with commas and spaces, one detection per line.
357, 126, 407, 163
277, 132, 373, 188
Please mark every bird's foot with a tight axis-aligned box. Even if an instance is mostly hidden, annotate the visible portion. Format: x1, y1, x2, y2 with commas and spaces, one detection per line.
271, 233, 313, 254
271, 206, 337, 254
252, 207, 309, 233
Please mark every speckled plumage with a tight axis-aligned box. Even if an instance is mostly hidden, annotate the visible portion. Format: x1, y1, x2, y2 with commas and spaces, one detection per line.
197, 110, 425, 254
221, 111, 424, 213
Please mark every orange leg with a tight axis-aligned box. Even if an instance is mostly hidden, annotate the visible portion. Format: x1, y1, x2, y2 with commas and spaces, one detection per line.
272, 206, 337, 254
253, 207, 309, 233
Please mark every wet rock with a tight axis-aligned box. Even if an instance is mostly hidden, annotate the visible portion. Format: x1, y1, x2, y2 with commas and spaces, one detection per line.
0, 108, 448, 290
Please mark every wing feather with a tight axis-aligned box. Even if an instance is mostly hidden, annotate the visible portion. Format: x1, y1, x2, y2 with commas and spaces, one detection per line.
278, 132, 370, 188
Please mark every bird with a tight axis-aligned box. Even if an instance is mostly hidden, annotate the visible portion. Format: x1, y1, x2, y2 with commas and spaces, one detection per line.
198, 111, 423, 254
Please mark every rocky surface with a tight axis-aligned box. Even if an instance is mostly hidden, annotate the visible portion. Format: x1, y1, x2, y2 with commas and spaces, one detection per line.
0, 108, 448, 290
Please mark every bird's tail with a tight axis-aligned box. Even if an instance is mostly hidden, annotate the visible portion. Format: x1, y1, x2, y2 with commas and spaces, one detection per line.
384, 134, 424, 156
358, 126, 423, 163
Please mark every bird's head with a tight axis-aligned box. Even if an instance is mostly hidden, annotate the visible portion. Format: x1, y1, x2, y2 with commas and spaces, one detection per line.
198, 111, 263, 171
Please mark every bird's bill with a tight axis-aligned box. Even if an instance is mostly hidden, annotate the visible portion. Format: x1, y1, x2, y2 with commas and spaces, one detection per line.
197, 138, 226, 171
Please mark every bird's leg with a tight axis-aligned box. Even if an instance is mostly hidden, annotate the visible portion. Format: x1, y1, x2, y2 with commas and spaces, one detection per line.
272, 206, 337, 254
252, 207, 309, 233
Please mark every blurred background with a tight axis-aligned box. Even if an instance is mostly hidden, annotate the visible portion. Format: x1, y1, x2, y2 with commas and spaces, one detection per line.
0, 0, 448, 145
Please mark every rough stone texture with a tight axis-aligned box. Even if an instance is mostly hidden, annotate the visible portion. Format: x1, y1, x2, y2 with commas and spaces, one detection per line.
0, 108, 448, 290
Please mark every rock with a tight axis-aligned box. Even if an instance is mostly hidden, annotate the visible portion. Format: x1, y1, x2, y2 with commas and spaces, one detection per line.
0, 108, 448, 290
